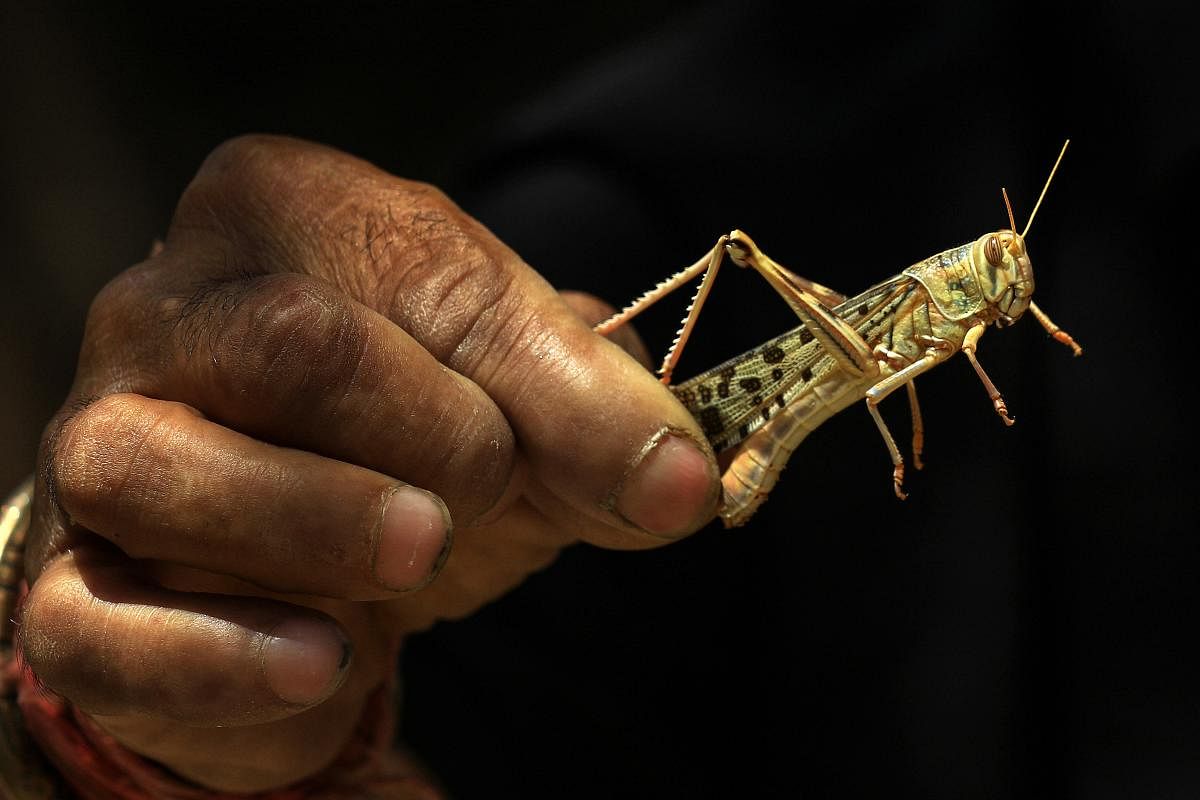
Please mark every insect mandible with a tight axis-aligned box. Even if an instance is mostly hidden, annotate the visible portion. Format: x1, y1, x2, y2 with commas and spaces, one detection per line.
595, 141, 1080, 527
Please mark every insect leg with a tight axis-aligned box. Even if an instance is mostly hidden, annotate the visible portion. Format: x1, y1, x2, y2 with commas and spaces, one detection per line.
961, 322, 1015, 425
864, 352, 946, 498
724, 230, 876, 378
593, 237, 730, 385
871, 345, 926, 470
1028, 302, 1083, 357
760, 260, 848, 307
906, 381, 925, 470
593, 244, 720, 335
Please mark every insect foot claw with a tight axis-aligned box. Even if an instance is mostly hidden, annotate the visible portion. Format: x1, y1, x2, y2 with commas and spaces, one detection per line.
1053, 331, 1084, 357
994, 399, 1015, 426
893, 464, 908, 500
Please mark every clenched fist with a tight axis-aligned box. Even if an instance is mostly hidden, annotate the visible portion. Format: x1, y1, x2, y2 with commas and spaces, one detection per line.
20, 136, 718, 791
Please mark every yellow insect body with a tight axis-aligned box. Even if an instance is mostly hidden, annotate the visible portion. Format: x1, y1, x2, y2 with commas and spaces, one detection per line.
596, 144, 1079, 527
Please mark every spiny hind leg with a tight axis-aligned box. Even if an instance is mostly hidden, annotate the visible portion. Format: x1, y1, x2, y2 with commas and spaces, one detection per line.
593, 236, 729, 385
725, 230, 877, 379
720, 230, 850, 307
594, 231, 859, 386
756, 258, 848, 308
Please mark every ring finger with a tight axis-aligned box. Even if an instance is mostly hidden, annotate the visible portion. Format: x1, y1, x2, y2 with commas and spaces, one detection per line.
49, 392, 451, 599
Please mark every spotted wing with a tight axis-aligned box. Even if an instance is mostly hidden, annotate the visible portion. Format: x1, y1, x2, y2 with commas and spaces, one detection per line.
670, 326, 825, 452
670, 274, 916, 453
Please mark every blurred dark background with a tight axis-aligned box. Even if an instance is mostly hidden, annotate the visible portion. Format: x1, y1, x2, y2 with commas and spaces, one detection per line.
2, 1, 1197, 798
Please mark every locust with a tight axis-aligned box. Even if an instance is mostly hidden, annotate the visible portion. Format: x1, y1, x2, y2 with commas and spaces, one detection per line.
595, 142, 1080, 527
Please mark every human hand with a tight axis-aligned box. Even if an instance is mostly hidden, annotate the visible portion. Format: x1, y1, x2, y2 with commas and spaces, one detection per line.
20, 136, 719, 791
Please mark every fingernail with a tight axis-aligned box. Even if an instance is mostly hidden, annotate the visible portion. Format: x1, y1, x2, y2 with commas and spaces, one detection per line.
374, 486, 452, 591
613, 431, 718, 537
263, 618, 351, 706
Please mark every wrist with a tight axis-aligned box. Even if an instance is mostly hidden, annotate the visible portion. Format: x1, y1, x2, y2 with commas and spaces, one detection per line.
2, 475, 70, 795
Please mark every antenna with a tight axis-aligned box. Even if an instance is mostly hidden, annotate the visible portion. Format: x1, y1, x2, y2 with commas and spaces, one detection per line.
1022, 139, 1070, 238
1001, 187, 1018, 234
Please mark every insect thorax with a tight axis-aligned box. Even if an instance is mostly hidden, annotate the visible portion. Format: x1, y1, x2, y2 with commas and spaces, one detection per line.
901, 243, 984, 321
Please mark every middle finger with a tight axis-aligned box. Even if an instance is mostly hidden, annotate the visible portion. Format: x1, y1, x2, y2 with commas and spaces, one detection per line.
83, 266, 519, 527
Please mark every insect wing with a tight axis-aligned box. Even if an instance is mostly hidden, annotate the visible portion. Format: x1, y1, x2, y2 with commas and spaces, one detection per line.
670, 273, 916, 453
670, 326, 826, 452
832, 273, 919, 343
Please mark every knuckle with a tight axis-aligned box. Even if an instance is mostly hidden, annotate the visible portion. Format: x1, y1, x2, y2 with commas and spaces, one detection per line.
197, 133, 279, 175
19, 567, 84, 694
175, 134, 307, 237
40, 401, 105, 523
347, 182, 526, 366
212, 274, 370, 409
85, 268, 143, 331
386, 233, 518, 365
79, 265, 164, 375
413, 380, 517, 516
191, 134, 293, 196
366, 193, 586, 393
50, 394, 188, 526
381, 177, 448, 207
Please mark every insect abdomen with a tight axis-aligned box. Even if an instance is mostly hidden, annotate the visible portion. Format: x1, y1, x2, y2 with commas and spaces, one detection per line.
720, 369, 871, 527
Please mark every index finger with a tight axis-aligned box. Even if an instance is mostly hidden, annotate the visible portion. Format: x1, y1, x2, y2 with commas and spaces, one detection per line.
176, 136, 719, 542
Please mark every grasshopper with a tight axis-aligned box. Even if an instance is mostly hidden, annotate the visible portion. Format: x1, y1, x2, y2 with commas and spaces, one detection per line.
596, 142, 1080, 527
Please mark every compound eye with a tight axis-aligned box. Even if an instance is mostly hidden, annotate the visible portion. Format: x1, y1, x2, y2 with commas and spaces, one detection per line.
984, 235, 1004, 268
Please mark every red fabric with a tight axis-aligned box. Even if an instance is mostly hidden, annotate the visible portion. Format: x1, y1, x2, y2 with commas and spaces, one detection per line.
3, 585, 441, 799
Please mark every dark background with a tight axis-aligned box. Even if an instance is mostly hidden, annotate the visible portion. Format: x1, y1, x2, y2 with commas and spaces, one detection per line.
2, 1, 1197, 798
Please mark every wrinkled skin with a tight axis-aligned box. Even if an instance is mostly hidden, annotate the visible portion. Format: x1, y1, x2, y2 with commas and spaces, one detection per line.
22, 136, 719, 791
